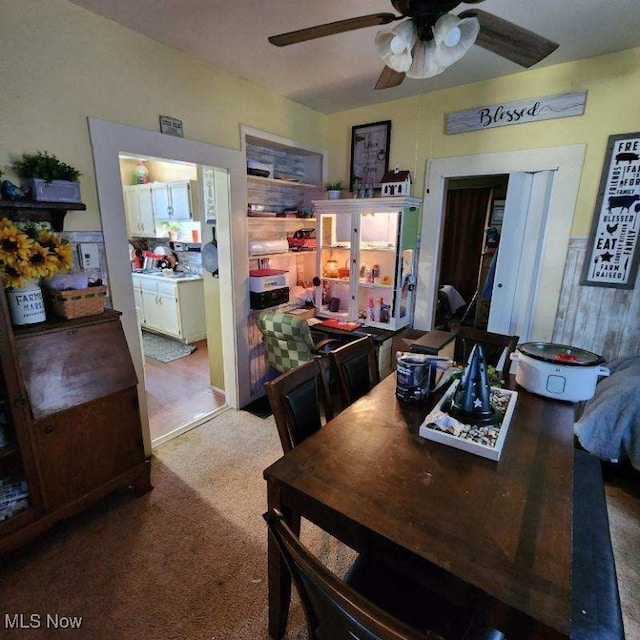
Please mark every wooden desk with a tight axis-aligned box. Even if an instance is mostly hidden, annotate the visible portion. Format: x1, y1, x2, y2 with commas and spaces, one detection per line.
264, 374, 575, 639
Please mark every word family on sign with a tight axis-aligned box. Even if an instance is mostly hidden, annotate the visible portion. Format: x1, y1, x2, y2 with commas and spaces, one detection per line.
583, 134, 640, 288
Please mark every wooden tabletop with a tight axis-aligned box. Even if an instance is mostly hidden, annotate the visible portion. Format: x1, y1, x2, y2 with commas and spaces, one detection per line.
264, 374, 575, 638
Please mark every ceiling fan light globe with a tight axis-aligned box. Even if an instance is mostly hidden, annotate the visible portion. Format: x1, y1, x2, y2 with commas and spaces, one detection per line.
431, 14, 480, 72
375, 19, 417, 73
390, 34, 406, 54
443, 26, 461, 47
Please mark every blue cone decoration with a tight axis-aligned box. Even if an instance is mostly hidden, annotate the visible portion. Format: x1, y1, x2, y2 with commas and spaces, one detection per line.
1, 180, 26, 201
449, 343, 497, 424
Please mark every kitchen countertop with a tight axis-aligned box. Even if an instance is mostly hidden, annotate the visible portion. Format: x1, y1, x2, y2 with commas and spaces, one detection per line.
131, 270, 203, 282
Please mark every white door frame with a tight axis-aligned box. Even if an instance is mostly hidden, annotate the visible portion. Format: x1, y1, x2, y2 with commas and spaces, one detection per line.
414, 145, 586, 342
88, 118, 248, 454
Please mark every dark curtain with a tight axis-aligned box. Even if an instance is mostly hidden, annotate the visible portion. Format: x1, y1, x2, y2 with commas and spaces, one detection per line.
439, 187, 493, 304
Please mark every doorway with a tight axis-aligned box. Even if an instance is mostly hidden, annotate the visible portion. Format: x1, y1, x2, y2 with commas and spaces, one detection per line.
414, 145, 586, 343
435, 176, 508, 331
88, 118, 247, 455
118, 153, 225, 446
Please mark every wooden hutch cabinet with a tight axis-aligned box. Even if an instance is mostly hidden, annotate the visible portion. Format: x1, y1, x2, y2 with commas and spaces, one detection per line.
0, 293, 151, 554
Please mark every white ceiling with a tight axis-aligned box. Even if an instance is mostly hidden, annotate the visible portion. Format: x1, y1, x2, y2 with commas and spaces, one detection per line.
70, 0, 640, 114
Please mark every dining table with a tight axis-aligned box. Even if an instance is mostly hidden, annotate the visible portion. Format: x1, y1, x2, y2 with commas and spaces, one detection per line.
263, 372, 576, 640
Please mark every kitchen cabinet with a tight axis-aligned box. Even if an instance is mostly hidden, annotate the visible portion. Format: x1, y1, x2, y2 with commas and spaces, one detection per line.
132, 274, 205, 343
0, 295, 151, 555
150, 180, 193, 220
313, 196, 422, 331
123, 181, 195, 237
123, 184, 157, 237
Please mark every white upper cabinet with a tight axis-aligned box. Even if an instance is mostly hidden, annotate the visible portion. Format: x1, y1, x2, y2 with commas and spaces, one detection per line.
151, 181, 193, 220
123, 185, 157, 237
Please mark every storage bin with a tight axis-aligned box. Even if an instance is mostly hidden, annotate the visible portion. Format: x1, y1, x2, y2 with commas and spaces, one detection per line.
44, 286, 108, 319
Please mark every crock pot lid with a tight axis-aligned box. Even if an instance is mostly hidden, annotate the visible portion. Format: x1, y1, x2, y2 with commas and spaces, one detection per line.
518, 342, 604, 366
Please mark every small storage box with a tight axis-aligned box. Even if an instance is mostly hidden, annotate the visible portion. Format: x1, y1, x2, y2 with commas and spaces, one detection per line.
250, 287, 289, 310
44, 286, 108, 319
249, 269, 288, 293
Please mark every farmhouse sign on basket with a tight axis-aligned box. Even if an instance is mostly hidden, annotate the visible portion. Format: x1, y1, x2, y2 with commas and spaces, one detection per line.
445, 91, 587, 135
581, 132, 640, 289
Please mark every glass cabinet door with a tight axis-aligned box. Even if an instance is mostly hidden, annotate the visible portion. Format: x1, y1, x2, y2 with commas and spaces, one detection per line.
356, 210, 398, 326
316, 212, 353, 318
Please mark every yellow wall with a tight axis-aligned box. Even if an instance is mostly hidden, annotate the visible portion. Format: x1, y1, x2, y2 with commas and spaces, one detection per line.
327, 47, 640, 236
0, 0, 328, 231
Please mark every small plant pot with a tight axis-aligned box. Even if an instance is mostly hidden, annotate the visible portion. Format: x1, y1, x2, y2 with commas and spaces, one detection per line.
27, 178, 81, 203
327, 190, 341, 200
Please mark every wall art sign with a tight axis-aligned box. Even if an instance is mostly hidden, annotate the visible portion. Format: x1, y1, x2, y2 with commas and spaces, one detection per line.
445, 91, 587, 135
350, 120, 391, 191
581, 132, 640, 289
159, 115, 184, 137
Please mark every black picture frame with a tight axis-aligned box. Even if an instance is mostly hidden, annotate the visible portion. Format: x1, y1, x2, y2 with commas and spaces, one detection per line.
349, 120, 391, 191
581, 132, 640, 289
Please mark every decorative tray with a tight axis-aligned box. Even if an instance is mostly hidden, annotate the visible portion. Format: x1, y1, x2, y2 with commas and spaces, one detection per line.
418, 380, 518, 461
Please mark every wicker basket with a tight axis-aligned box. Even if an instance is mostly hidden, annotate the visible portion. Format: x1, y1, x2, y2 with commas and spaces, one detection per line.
44, 285, 108, 319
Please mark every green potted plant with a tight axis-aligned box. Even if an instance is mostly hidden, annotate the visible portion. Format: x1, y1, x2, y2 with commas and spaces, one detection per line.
161, 220, 181, 241
324, 181, 343, 200
12, 150, 82, 203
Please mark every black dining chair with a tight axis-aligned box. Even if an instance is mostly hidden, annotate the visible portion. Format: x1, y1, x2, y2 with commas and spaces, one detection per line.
264, 509, 504, 640
264, 357, 334, 455
453, 327, 519, 377
329, 336, 380, 410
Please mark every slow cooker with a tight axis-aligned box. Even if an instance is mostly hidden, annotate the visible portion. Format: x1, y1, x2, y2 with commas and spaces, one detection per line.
510, 342, 610, 402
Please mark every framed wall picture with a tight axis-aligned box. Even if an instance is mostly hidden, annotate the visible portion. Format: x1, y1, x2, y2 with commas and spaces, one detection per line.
350, 120, 391, 191
581, 132, 640, 289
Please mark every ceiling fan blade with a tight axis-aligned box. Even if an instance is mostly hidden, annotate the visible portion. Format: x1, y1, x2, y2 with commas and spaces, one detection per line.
459, 9, 558, 68
375, 66, 406, 90
269, 13, 399, 47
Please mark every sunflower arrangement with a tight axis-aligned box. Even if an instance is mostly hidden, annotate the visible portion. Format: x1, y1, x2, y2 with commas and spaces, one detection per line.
0, 218, 72, 288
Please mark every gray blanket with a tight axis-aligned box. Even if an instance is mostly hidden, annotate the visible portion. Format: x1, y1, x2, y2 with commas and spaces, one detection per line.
574, 356, 640, 470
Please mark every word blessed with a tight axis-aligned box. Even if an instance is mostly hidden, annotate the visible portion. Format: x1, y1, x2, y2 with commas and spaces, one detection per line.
5, 613, 83, 630
445, 91, 587, 134
478, 102, 541, 127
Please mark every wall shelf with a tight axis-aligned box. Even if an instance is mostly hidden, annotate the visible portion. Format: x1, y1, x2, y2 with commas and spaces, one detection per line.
0, 200, 87, 231
247, 175, 321, 189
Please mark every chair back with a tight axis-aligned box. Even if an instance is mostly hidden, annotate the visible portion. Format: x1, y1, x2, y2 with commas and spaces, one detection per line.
263, 510, 434, 640
329, 336, 381, 409
257, 311, 316, 374
265, 358, 334, 454
454, 327, 519, 377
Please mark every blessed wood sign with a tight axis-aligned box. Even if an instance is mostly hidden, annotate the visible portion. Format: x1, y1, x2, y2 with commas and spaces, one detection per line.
445, 91, 587, 135
581, 132, 640, 289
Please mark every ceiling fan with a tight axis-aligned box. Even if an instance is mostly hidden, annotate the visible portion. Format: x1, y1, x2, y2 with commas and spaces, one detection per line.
268, 1, 558, 90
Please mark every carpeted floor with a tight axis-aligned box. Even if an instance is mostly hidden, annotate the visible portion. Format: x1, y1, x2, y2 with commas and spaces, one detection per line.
0, 410, 637, 639
142, 330, 197, 363
0, 410, 353, 640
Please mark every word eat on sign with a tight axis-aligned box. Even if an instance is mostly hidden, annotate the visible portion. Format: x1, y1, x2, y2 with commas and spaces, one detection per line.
445, 91, 587, 135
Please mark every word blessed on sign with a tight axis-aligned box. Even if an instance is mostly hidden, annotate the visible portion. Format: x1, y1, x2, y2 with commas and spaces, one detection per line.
582, 132, 640, 289
445, 91, 587, 135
